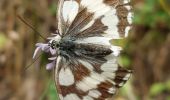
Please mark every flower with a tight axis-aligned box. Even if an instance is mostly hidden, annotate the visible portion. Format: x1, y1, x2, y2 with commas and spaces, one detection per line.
46, 60, 56, 70
33, 43, 50, 59
33, 42, 57, 70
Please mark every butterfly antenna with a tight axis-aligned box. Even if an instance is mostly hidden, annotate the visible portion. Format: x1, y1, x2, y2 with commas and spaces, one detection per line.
21, 53, 42, 75
17, 15, 46, 40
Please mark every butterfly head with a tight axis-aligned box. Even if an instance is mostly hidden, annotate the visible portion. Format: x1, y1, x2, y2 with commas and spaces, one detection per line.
48, 40, 59, 49
48, 34, 61, 49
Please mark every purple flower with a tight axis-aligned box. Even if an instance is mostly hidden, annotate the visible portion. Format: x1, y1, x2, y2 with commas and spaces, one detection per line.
33, 42, 57, 70
46, 60, 56, 70
50, 48, 56, 55
33, 43, 50, 59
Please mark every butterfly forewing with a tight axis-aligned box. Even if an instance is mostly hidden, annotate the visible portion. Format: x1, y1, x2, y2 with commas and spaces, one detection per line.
55, 0, 132, 100
57, 0, 132, 38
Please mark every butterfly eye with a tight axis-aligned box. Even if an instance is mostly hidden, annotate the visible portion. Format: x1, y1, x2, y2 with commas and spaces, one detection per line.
56, 43, 59, 47
48, 40, 55, 49
50, 40, 60, 49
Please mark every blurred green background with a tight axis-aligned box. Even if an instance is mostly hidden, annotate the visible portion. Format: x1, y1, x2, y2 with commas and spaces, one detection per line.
0, 0, 170, 100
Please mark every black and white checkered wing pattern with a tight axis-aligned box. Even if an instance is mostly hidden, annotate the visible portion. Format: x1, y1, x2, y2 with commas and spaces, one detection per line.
57, 0, 132, 38
55, 55, 131, 100
56, 0, 132, 100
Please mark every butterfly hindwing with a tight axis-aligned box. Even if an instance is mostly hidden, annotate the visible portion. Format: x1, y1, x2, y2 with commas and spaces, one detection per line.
55, 52, 131, 100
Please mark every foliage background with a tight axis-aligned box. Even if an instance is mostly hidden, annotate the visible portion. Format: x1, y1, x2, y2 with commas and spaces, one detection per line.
0, 0, 170, 100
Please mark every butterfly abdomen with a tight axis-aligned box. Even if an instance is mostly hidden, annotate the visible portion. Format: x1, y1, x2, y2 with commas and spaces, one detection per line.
58, 40, 112, 61
74, 43, 112, 57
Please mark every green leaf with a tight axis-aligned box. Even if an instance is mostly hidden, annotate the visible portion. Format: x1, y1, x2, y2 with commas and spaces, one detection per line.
165, 80, 170, 90
149, 83, 166, 96
110, 39, 127, 47
49, 3, 57, 15
167, 96, 170, 100
118, 55, 131, 67
40, 80, 59, 100
0, 33, 7, 49
47, 81, 58, 100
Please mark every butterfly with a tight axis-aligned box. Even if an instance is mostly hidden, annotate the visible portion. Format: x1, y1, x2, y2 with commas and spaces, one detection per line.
33, 0, 133, 99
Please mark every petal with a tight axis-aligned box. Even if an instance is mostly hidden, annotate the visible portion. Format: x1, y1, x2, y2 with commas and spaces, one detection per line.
43, 46, 50, 52
46, 61, 55, 70
50, 48, 56, 55
35, 43, 45, 47
33, 47, 41, 59
36, 43, 50, 52
48, 57, 57, 60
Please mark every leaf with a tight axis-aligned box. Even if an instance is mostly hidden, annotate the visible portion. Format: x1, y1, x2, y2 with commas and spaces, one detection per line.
118, 55, 131, 67
49, 3, 57, 15
149, 83, 166, 96
159, 0, 170, 15
0, 33, 7, 49
40, 80, 59, 100
165, 80, 170, 90
47, 81, 58, 100
110, 39, 127, 47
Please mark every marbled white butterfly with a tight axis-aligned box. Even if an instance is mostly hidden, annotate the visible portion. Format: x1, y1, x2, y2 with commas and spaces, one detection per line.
33, 0, 133, 99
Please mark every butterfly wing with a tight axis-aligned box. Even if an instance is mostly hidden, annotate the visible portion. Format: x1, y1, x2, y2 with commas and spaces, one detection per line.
57, 0, 80, 36
55, 54, 131, 100
57, 0, 132, 38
